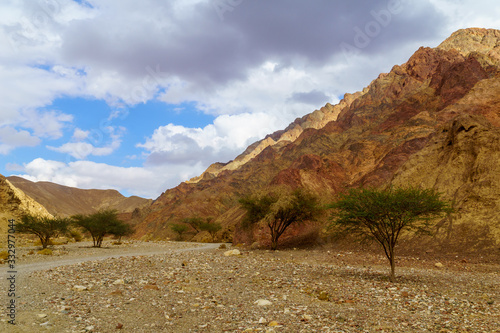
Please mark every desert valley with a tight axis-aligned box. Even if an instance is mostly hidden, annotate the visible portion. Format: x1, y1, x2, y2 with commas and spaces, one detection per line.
1, 28, 500, 332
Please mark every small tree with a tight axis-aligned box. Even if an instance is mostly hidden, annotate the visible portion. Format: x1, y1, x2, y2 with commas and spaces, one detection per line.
329, 186, 451, 282
182, 217, 204, 234
17, 215, 69, 249
72, 209, 131, 247
112, 221, 134, 242
240, 188, 321, 250
171, 223, 188, 240
199, 219, 222, 242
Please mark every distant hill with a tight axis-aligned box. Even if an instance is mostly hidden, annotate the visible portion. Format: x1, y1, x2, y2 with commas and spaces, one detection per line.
0, 174, 53, 245
7, 176, 152, 217
133, 28, 500, 251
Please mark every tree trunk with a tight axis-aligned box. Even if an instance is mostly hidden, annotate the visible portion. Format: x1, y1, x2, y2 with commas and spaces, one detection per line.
271, 238, 278, 251
390, 257, 395, 283
388, 244, 396, 282
41, 236, 49, 249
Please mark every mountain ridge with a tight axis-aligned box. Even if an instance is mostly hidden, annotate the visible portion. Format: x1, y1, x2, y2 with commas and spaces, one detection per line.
132, 28, 500, 250
6, 176, 152, 218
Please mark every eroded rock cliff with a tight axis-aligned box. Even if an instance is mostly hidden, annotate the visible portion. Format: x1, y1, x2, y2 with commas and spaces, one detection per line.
135, 28, 500, 251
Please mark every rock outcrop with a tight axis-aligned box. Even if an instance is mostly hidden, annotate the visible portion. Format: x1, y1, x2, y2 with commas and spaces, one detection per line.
0, 174, 53, 244
134, 28, 500, 251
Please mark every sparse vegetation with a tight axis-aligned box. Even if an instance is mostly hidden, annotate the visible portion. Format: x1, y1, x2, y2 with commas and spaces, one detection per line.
69, 228, 83, 242
329, 186, 451, 282
240, 187, 322, 250
182, 217, 204, 233
37, 248, 53, 255
16, 214, 70, 249
199, 218, 222, 242
170, 223, 189, 240
71, 209, 134, 248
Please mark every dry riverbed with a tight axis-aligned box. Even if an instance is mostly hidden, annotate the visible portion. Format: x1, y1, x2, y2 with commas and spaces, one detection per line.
0, 241, 499, 332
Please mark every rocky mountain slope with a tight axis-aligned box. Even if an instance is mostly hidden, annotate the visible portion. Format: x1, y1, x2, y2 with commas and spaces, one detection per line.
134, 28, 500, 250
7, 176, 152, 218
0, 174, 53, 245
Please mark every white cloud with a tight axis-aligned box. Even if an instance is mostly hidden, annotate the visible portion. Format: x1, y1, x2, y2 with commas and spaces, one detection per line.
47, 126, 123, 159
0, 65, 78, 126
160, 62, 337, 118
428, 0, 500, 33
138, 112, 280, 167
21, 109, 73, 139
0, 126, 40, 154
72, 128, 89, 140
2, 0, 500, 199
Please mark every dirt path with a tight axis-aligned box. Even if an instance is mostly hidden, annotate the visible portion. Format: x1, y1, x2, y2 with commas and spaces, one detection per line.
0, 242, 220, 276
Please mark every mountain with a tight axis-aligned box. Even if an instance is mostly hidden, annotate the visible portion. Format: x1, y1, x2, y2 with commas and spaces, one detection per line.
0, 174, 53, 245
7, 176, 152, 217
134, 28, 500, 250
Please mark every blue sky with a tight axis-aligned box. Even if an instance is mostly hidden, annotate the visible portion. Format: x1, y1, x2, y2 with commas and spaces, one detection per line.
1, 0, 499, 198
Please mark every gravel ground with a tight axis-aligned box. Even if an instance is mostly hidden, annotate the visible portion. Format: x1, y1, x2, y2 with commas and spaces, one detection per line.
0, 241, 499, 332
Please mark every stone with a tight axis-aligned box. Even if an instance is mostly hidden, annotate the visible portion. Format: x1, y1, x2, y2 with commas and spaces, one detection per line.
254, 299, 272, 306
259, 317, 267, 324
112, 279, 125, 285
250, 242, 260, 250
317, 291, 330, 301
72, 285, 87, 292
435, 262, 444, 268
224, 249, 241, 257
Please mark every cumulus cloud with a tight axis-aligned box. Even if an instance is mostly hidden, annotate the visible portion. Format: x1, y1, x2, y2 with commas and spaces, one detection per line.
138, 112, 280, 167
72, 128, 89, 140
47, 126, 123, 159
0, 126, 40, 154
21, 109, 73, 139
2, 0, 499, 198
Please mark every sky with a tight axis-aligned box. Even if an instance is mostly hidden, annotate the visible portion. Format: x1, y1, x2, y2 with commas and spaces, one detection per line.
0, 0, 499, 199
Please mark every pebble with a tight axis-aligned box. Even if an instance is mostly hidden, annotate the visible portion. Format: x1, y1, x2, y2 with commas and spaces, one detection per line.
7, 241, 498, 333
255, 299, 272, 306
72, 285, 87, 291
224, 249, 241, 256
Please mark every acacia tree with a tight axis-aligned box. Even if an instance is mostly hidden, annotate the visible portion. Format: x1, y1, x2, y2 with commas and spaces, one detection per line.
182, 217, 204, 233
72, 209, 132, 247
17, 214, 69, 249
329, 186, 451, 282
240, 188, 321, 250
170, 223, 188, 240
199, 219, 222, 242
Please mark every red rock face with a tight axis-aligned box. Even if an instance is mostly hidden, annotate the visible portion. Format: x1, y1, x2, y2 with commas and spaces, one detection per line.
134, 28, 500, 248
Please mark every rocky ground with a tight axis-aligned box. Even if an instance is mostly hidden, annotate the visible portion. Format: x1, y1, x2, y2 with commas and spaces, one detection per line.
0, 240, 499, 332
